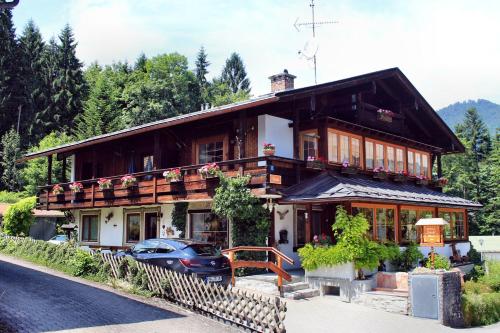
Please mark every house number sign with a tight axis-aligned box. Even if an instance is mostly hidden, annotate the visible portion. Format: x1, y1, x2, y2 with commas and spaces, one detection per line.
420, 225, 444, 247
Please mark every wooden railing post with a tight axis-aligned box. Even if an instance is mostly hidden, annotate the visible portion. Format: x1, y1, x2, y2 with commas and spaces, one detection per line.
277, 256, 283, 296
229, 250, 235, 286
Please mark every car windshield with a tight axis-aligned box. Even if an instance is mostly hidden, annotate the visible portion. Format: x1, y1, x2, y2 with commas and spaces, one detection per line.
132, 240, 158, 254
185, 244, 219, 256
52, 235, 67, 241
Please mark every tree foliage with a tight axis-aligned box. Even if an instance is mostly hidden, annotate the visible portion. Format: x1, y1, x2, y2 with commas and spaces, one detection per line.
1, 129, 22, 191
2, 196, 36, 236
220, 52, 250, 94
171, 202, 188, 238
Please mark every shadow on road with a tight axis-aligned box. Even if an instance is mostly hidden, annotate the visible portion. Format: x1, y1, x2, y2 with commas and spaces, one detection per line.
0, 259, 184, 332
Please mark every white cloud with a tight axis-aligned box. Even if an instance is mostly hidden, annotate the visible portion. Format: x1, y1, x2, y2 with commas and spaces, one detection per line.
55, 0, 500, 108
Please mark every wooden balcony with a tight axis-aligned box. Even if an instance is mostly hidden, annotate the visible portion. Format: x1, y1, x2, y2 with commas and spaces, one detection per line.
37, 156, 304, 211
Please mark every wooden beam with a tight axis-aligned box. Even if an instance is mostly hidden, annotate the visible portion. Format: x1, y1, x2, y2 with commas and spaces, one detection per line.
238, 110, 246, 159
61, 157, 67, 183
153, 132, 161, 169
437, 153, 442, 178
47, 155, 52, 185
306, 204, 313, 243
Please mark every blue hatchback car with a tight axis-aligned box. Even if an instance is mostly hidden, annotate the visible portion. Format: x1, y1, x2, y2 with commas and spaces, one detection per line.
117, 238, 232, 286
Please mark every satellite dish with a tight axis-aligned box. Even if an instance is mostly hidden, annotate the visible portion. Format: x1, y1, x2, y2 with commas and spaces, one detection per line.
298, 37, 319, 60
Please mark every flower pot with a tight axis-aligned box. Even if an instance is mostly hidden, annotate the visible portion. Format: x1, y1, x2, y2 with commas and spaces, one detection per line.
373, 171, 387, 180
56, 193, 65, 202
166, 177, 183, 184
306, 161, 326, 170
125, 185, 138, 195
341, 166, 358, 175
263, 149, 275, 156
205, 176, 219, 196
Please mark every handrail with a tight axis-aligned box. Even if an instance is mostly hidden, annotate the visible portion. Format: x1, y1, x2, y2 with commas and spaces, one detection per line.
38, 155, 305, 190
221, 246, 294, 295
221, 246, 294, 265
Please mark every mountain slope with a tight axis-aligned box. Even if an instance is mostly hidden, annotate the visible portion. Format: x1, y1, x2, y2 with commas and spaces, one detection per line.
437, 99, 500, 134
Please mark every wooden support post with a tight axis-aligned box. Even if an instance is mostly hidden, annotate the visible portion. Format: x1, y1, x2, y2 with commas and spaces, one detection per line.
91, 150, 97, 179
395, 204, 401, 244
318, 118, 328, 159
62, 156, 67, 183
154, 132, 161, 169
229, 251, 235, 286
91, 183, 95, 207
153, 174, 158, 203
437, 153, 442, 178
277, 256, 283, 296
47, 155, 52, 185
238, 110, 246, 159
305, 204, 313, 243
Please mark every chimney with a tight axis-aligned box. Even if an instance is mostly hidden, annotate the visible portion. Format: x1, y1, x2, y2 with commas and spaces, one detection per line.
269, 69, 296, 93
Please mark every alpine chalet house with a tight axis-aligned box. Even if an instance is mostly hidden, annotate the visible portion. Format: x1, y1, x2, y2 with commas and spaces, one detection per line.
24, 68, 481, 268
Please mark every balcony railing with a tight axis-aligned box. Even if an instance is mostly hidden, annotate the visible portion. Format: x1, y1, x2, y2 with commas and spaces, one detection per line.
37, 156, 304, 210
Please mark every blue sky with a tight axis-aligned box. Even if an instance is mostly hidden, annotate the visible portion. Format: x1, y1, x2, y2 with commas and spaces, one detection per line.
11, 0, 500, 109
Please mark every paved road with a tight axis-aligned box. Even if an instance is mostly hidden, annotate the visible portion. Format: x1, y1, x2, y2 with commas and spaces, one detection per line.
0, 257, 238, 333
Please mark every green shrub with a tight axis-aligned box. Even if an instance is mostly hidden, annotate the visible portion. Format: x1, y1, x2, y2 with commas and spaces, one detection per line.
466, 264, 485, 282
69, 250, 98, 277
463, 292, 500, 326
2, 197, 36, 236
425, 254, 451, 270
391, 242, 424, 271
464, 280, 493, 295
0, 191, 28, 204
482, 261, 500, 292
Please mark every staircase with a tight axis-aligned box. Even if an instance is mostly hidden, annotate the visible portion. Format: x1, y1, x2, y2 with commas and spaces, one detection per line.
352, 289, 409, 315
282, 281, 320, 300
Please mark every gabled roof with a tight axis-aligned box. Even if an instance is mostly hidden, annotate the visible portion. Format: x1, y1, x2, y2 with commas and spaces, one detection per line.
281, 172, 482, 209
20, 67, 463, 161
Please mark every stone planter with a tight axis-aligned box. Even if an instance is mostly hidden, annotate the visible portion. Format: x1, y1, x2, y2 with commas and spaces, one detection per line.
305, 262, 357, 301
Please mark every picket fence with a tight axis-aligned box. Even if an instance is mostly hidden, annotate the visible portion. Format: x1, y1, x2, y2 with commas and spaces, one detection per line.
100, 253, 287, 333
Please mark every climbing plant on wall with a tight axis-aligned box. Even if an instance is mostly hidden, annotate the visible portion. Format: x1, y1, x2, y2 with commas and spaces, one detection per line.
171, 202, 188, 238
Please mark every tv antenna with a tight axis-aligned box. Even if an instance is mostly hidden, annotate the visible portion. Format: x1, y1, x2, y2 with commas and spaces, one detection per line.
295, 0, 338, 84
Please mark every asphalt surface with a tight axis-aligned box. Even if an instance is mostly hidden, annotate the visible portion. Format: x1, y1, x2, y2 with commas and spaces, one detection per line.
0, 256, 238, 333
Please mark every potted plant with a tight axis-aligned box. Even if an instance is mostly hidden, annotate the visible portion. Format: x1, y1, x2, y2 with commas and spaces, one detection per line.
198, 163, 220, 179
69, 182, 84, 201
121, 175, 138, 193
341, 160, 358, 175
163, 168, 183, 183
263, 142, 276, 156
52, 184, 65, 201
372, 166, 387, 180
306, 156, 326, 170
98, 178, 114, 198
416, 175, 429, 186
393, 170, 407, 182
377, 109, 395, 123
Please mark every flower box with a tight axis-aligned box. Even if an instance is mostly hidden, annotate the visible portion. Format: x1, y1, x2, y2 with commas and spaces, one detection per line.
121, 175, 137, 189
52, 184, 65, 202
163, 168, 183, 183
416, 177, 429, 186
392, 173, 407, 182
377, 109, 394, 123
56, 193, 65, 202
72, 191, 84, 202
263, 143, 276, 156
102, 188, 114, 199
306, 157, 326, 170
431, 177, 448, 188
198, 163, 220, 179
97, 178, 113, 190
341, 166, 358, 175
372, 167, 387, 180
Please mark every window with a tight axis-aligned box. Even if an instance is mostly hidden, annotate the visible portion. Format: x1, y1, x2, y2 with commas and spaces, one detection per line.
408, 149, 430, 177
199, 141, 224, 164
327, 129, 362, 167
328, 131, 338, 163
400, 208, 434, 243
352, 207, 374, 239
375, 144, 384, 168
296, 210, 307, 246
408, 151, 414, 175
365, 141, 374, 169
352, 204, 396, 241
351, 138, 360, 166
396, 148, 404, 172
126, 213, 141, 243
301, 131, 318, 160
190, 212, 228, 249
376, 208, 395, 242
81, 214, 99, 242
143, 155, 154, 171
387, 146, 395, 172
439, 210, 466, 240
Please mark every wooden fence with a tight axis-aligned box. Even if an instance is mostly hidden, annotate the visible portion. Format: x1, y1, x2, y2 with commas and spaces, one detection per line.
101, 253, 287, 333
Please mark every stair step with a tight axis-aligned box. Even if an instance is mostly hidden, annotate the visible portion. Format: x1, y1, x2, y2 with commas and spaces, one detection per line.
284, 288, 320, 300
353, 291, 409, 315
281, 282, 310, 292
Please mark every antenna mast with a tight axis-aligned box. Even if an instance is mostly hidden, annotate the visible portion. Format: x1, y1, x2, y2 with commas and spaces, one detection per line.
295, 0, 338, 84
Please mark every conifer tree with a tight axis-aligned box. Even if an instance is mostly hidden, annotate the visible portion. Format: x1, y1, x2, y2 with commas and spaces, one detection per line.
52, 24, 85, 130
195, 46, 210, 103
36, 38, 59, 135
18, 20, 47, 147
134, 52, 147, 72
220, 52, 250, 94
1, 129, 22, 191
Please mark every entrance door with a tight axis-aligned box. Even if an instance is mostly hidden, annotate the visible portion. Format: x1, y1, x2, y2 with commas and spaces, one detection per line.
144, 212, 158, 240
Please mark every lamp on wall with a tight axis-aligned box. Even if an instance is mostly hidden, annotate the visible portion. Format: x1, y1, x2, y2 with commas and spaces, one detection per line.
105, 212, 114, 224
260, 193, 281, 212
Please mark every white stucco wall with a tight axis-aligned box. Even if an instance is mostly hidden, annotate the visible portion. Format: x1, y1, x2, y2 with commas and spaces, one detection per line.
73, 203, 179, 247
418, 242, 470, 259
273, 204, 301, 270
257, 114, 293, 165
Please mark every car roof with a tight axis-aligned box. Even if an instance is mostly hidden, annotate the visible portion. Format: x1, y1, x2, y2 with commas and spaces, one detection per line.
145, 238, 211, 249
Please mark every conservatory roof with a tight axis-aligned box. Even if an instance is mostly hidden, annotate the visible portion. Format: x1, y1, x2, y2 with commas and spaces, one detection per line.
280, 172, 482, 209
